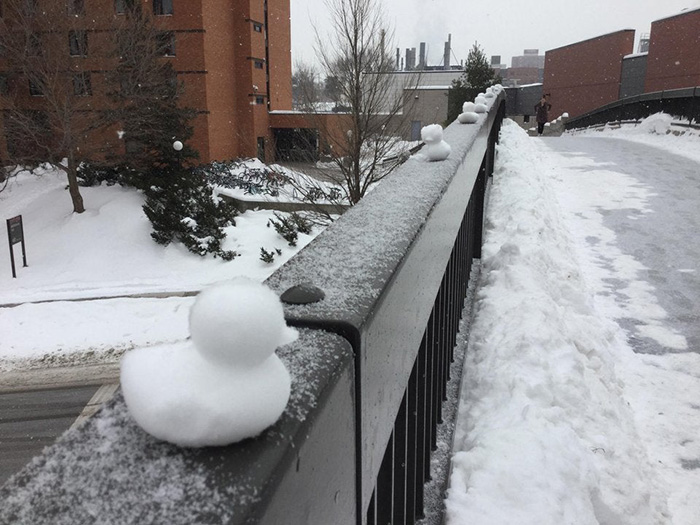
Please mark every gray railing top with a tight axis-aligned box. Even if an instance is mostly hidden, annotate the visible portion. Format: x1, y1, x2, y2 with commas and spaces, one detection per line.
266, 92, 505, 338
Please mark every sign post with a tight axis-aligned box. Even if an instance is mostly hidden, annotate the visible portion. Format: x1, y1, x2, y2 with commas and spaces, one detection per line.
6, 215, 28, 278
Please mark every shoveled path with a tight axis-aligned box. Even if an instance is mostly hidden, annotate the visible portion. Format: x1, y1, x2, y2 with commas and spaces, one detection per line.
544, 136, 700, 355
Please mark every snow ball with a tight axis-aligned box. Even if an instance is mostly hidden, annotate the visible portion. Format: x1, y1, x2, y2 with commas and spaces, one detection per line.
189, 279, 298, 367
474, 103, 488, 114
425, 140, 451, 161
458, 112, 479, 124
173, 140, 183, 151
121, 278, 297, 447
121, 342, 291, 447
421, 123, 444, 143
420, 124, 450, 161
474, 96, 487, 105
462, 101, 476, 113
562, 112, 569, 118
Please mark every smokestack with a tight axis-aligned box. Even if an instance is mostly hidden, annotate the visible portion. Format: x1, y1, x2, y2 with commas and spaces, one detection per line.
443, 34, 451, 69
419, 42, 426, 69
406, 47, 416, 70
396, 47, 400, 69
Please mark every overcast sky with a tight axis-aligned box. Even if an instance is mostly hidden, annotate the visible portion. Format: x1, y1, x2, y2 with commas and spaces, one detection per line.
290, 0, 699, 70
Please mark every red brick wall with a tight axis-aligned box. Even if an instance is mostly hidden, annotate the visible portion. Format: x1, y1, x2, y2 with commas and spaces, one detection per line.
267, 0, 292, 111
543, 30, 634, 119
645, 8, 700, 93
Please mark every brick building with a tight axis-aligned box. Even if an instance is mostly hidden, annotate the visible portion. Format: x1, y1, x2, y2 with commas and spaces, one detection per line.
0, 0, 292, 164
541, 7, 700, 120
542, 30, 635, 120
644, 8, 700, 93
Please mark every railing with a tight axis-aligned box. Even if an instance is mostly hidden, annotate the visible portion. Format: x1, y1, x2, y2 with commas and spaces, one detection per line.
0, 93, 506, 525
565, 86, 700, 130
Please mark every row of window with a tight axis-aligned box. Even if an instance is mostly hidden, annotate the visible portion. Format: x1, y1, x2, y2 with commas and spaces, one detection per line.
24, 72, 93, 97
0, 71, 180, 98
16, 30, 177, 58
0, 0, 174, 17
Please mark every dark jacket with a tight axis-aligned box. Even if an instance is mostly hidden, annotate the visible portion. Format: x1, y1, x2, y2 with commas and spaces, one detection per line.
535, 100, 552, 123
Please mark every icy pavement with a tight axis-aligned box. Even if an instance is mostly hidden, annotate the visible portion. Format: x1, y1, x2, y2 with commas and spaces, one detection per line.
546, 136, 700, 355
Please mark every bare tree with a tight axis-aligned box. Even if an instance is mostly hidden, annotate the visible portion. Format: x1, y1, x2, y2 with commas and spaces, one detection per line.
102, 2, 197, 174
292, 61, 322, 111
301, 0, 417, 205
0, 0, 109, 213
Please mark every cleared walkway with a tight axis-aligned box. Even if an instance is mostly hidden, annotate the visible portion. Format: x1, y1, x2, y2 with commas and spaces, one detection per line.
544, 136, 700, 354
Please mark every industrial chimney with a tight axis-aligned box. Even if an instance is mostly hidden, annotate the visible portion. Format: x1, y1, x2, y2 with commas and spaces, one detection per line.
443, 34, 451, 69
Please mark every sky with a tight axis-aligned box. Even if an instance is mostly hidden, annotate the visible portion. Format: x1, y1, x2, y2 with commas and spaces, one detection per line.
290, 0, 700, 70
2, 113, 700, 522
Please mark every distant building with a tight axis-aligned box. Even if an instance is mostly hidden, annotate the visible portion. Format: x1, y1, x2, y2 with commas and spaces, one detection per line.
498, 49, 544, 87
541, 6, 700, 119
511, 49, 545, 69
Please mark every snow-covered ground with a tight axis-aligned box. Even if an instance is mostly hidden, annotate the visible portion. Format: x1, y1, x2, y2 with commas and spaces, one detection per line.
0, 173, 322, 370
446, 118, 700, 525
1, 115, 699, 523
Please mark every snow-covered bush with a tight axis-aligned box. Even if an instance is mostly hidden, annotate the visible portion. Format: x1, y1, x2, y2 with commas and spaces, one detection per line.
143, 166, 238, 260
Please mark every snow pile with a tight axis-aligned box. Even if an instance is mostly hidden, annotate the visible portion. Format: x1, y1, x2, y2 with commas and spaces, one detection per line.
569, 113, 700, 164
446, 121, 669, 524
636, 112, 674, 135
121, 279, 297, 447
420, 124, 451, 161
0, 169, 321, 370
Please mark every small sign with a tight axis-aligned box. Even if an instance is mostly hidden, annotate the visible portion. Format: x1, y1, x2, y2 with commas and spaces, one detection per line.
6, 215, 28, 278
8, 216, 23, 245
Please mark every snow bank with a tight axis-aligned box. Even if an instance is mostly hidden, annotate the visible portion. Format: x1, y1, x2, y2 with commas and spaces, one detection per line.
445, 121, 669, 524
569, 113, 700, 164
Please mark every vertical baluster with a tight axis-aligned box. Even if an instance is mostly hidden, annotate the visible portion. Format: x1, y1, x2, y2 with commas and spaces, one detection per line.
376, 433, 394, 525
393, 393, 408, 525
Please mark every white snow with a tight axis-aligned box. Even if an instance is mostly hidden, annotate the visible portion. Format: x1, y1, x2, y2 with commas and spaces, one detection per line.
446, 119, 700, 525
457, 112, 479, 124
0, 169, 321, 370
121, 279, 295, 447
419, 124, 451, 161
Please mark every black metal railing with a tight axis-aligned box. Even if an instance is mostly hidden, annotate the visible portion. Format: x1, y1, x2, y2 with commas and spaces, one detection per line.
0, 94, 506, 525
565, 86, 700, 130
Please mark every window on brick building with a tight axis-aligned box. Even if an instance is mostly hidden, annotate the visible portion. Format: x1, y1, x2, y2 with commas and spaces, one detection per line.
69, 30, 88, 57
157, 31, 176, 57
114, 0, 125, 14
73, 72, 92, 96
27, 33, 42, 56
0, 74, 8, 95
255, 95, 265, 105
29, 78, 44, 96
252, 22, 263, 33
67, 0, 85, 15
153, 0, 173, 15
254, 59, 264, 69
25, 0, 38, 16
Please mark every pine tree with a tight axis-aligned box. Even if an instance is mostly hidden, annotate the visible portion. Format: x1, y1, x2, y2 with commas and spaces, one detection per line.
447, 43, 502, 123
107, 2, 237, 259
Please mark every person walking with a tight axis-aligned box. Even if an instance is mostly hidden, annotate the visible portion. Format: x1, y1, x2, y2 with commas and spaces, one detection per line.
534, 94, 552, 135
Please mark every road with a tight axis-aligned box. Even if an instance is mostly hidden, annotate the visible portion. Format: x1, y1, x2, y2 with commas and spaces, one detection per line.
0, 369, 119, 486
